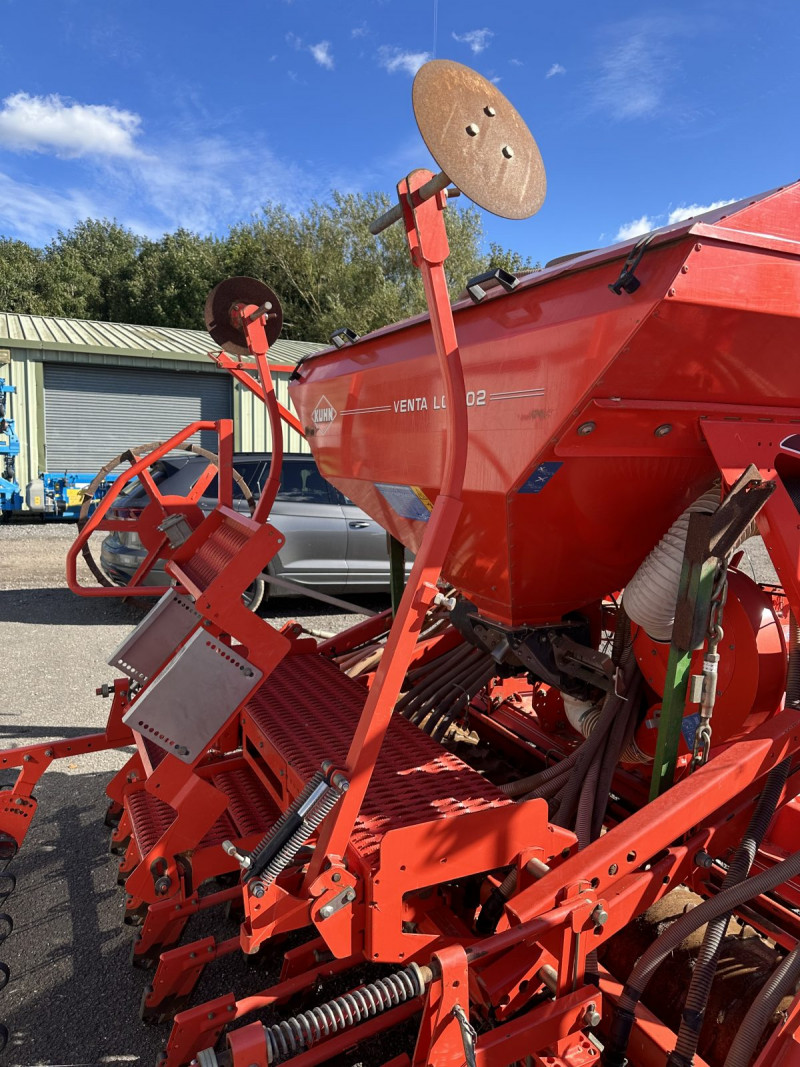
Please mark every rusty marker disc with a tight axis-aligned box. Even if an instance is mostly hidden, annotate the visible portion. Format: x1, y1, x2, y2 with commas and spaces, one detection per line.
412, 60, 546, 220
204, 276, 283, 355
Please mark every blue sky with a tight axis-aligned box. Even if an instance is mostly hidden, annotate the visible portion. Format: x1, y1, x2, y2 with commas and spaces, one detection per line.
0, 1, 798, 267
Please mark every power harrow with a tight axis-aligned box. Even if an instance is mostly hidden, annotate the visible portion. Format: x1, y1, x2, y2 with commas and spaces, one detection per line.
5, 59, 800, 1067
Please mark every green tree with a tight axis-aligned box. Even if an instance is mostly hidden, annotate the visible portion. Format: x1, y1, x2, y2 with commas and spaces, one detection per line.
0, 191, 535, 340
126, 230, 223, 329
0, 239, 47, 314
223, 191, 527, 343
485, 241, 540, 275
43, 219, 141, 320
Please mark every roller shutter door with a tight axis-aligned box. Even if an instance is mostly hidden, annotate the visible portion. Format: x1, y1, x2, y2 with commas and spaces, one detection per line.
43, 363, 232, 470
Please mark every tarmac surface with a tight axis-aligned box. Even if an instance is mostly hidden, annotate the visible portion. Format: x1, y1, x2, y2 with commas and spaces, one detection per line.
0, 523, 379, 1067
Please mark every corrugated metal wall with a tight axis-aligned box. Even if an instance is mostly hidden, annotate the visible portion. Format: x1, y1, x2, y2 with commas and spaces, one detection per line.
43, 363, 232, 469
233, 376, 310, 455
3, 346, 309, 503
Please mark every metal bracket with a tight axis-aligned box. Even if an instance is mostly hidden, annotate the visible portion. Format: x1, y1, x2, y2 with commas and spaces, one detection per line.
608, 234, 655, 295
318, 886, 357, 920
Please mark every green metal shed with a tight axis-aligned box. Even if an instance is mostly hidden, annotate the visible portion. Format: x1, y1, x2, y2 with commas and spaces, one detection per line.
0, 312, 322, 505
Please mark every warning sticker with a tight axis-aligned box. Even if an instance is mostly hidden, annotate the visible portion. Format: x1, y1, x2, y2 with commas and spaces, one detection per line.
680, 711, 702, 752
376, 483, 432, 522
518, 461, 563, 494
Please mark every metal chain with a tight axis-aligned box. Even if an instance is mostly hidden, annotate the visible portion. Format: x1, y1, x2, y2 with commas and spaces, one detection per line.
691, 561, 729, 769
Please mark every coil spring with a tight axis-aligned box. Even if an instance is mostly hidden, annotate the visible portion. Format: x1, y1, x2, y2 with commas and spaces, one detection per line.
262, 964, 426, 1064
247, 770, 326, 872
251, 781, 345, 896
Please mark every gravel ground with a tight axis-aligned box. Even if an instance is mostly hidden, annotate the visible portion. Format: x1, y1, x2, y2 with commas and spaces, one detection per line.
0, 522, 383, 1067
0, 522, 779, 1066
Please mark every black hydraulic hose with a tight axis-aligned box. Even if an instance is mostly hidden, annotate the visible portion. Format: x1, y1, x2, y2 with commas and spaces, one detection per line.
429, 661, 495, 740
724, 944, 800, 1067
552, 679, 626, 830
667, 757, 792, 1067
575, 753, 602, 849
787, 615, 800, 708
499, 746, 582, 797
523, 764, 574, 802
667, 613, 800, 1066
590, 672, 643, 841
475, 866, 519, 935
601, 845, 800, 1067
400, 644, 476, 723
416, 653, 487, 734
398, 646, 470, 720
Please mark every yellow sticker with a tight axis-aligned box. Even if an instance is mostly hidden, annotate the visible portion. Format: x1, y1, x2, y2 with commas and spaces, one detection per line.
410, 485, 434, 512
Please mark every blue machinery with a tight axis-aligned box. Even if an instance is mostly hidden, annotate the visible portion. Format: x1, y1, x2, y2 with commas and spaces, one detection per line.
1, 376, 114, 520
0, 378, 21, 516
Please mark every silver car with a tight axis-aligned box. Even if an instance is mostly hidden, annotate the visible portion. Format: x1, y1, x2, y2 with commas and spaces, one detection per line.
99, 453, 403, 605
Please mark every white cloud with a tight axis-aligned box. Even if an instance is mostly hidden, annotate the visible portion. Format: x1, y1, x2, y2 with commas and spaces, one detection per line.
309, 41, 334, 69
0, 171, 103, 241
667, 199, 735, 223
351, 24, 368, 38
591, 18, 688, 121
510, 58, 523, 67
614, 198, 737, 242
615, 215, 655, 241
0, 93, 144, 159
546, 63, 566, 78
378, 47, 431, 76
452, 29, 493, 55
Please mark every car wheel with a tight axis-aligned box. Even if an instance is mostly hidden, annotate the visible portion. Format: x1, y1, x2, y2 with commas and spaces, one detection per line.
242, 577, 266, 613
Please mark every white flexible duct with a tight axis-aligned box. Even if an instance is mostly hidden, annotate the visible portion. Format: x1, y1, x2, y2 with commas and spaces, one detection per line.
622, 486, 721, 642
562, 693, 598, 736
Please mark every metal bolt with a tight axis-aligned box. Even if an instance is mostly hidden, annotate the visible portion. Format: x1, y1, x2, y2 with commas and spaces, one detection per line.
654, 424, 672, 437
466, 123, 480, 136
23, 754, 32, 762
250, 882, 265, 898
345, 888, 356, 902
207, 1012, 215, 1020
583, 1003, 602, 1028
154, 876, 172, 895
44, 749, 54, 758
331, 872, 341, 883
501, 144, 514, 159
695, 849, 714, 869
484, 105, 496, 117
13, 798, 23, 806
189, 951, 196, 959
577, 421, 596, 436
319, 904, 334, 919
591, 905, 609, 926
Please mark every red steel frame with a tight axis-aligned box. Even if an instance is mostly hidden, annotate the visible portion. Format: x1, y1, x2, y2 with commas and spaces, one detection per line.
153, 185, 800, 1065
10, 177, 800, 1067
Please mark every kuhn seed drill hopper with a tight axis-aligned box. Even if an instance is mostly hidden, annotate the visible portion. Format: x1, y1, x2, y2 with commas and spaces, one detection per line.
5, 59, 800, 1067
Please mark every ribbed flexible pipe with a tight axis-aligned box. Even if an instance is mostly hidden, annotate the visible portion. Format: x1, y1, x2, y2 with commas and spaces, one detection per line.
499, 747, 581, 797
667, 758, 791, 1066
601, 846, 800, 1067
623, 487, 721, 641
724, 945, 800, 1067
